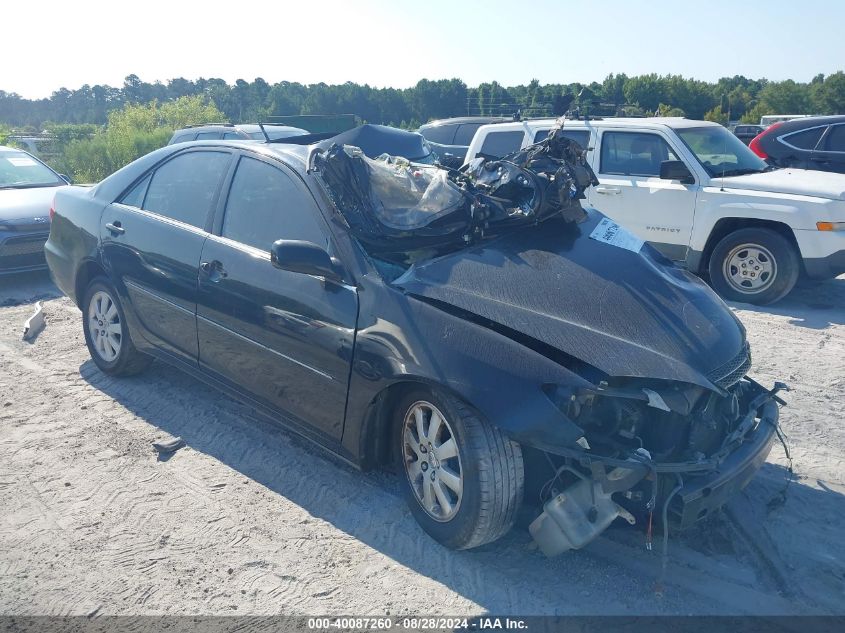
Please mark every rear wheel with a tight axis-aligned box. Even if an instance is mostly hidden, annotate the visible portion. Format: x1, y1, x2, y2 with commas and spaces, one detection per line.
708, 228, 799, 305
82, 277, 152, 376
396, 388, 524, 550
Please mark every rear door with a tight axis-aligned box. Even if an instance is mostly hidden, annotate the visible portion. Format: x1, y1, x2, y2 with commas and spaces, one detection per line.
101, 149, 233, 363
591, 129, 697, 261
195, 154, 358, 440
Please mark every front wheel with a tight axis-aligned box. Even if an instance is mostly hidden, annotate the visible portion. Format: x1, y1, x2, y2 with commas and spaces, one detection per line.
82, 277, 152, 376
708, 228, 799, 305
396, 388, 524, 550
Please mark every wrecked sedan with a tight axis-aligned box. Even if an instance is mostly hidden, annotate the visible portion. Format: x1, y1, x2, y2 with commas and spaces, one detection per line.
45, 127, 786, 554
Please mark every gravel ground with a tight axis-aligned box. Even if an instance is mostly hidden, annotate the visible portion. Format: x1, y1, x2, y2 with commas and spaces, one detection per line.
0, 270, 843, 616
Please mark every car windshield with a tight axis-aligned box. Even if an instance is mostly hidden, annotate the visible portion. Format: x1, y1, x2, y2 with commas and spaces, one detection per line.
0, 151, 64, 189
676, 126, 771, 178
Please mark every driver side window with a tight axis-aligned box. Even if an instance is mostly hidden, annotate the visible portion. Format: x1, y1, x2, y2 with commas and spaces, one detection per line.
600, 132, 678, 177
221, 156, 328, 252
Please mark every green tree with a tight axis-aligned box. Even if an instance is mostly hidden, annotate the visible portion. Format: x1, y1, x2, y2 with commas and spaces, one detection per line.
703, 105, 728, 125
56, 96, 223, 182
740, 102, 772, 124
813, 71, 845, 114
759, 80, 810, 114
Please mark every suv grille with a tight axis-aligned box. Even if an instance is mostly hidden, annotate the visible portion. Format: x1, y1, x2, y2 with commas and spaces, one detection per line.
707, 343, 751, 389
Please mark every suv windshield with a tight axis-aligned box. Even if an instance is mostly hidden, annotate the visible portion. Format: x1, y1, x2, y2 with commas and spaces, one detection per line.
0, 151, 64, 189
677, 126, 770, 178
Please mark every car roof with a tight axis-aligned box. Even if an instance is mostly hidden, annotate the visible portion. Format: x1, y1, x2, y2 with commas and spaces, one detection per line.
475, 117, 721, 133
773, 115, 845, 131
420, 116, 512, 128
0, 145, 28, 153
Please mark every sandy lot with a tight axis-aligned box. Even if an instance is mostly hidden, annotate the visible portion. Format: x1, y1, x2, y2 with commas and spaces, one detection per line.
0, 270, 843, 616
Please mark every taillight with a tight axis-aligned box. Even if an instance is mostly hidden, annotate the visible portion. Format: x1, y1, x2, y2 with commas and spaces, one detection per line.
49, 195, 56, 221
749, 122, 783, 159
748, 134, 767, 158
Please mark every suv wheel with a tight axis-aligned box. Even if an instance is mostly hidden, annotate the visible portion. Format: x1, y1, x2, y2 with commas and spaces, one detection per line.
82, 277, 152, 376
396, 388, 524, 550
708, 228, 799, 305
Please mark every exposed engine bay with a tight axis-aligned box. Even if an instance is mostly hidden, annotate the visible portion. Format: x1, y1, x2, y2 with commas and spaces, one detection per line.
313, 120, 789, 557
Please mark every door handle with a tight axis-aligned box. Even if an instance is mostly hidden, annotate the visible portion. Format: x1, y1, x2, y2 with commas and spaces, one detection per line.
200, 260, 227, 281
105, 221, 125, 235
595, 186, 621, 195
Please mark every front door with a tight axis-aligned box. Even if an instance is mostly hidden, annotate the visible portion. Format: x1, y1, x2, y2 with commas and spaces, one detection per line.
101, 149, 232, 362
591, 130, 698, 261
196, 154, 358, 439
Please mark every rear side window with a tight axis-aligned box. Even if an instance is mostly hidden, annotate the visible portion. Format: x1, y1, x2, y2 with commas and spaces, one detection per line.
782, 126, 825, 150
600, 132, 678, 177
479, 131, 524, 159
534, 129, 590, 148
221, 156, 327, 251
171, 133, 195, 144
196, 131, 223, 140
453, 124, 483, 146
821, 124, 845, 152
420, 125, 456, 145
142, 151, 231, 228
223, 132, 242, 139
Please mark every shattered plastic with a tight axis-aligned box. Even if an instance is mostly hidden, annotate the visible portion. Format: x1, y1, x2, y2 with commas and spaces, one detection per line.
314, 125, 599, 261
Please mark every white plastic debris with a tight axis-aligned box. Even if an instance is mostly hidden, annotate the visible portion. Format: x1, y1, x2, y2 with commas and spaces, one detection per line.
22, 301, 45, 340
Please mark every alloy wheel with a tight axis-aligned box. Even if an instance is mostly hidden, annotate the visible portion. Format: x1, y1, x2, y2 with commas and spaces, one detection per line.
88, 290, 122, 362
402, 400, 463, 522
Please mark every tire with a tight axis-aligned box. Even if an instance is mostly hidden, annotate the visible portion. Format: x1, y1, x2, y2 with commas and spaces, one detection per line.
707, 228, 799, 305
82, 277, 152, 376
395, 388, 524, 550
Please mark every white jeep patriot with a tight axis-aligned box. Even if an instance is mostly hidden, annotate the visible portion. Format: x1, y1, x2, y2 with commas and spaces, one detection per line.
464, 117, 845, 304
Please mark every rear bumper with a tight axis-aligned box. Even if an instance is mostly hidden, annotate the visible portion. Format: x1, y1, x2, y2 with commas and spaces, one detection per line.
668, 399, 779, 529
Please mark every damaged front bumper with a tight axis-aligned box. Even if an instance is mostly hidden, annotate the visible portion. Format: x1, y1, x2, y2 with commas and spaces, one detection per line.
529, 380, 784, 557
667, 397, 778, 529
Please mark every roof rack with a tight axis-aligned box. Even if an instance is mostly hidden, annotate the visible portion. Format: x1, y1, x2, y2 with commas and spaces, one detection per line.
181, 122, 235, 129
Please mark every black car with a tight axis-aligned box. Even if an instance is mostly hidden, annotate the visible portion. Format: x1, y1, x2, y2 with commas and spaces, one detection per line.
750, 115, 845, 173
45, 128, 784, 555
418, 116, 511, 167
731, 124, 764, 145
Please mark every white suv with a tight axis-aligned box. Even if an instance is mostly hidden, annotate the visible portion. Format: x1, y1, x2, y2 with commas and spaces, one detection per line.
465, 117, 845, 304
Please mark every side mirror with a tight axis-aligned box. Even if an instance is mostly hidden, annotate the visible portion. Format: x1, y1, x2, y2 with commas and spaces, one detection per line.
270, 240, 343, 283
659, 160, 694, 184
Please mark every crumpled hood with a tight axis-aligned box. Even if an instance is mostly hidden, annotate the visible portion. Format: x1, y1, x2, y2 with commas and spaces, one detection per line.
395, 211, 745, 388
720, 168, 845, 201
0, 186, 64, 224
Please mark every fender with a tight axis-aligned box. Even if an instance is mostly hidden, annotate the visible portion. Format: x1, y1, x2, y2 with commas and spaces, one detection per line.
340, 275, 593, 465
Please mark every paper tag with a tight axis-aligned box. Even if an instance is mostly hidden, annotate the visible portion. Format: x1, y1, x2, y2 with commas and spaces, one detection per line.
589, 217, 644, 253
6, 157, 38, 167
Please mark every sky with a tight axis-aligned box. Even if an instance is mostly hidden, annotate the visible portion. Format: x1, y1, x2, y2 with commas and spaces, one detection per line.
4, 0, 843, 99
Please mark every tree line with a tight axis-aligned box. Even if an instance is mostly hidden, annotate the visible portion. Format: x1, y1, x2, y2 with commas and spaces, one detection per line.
3, 72, 845, 131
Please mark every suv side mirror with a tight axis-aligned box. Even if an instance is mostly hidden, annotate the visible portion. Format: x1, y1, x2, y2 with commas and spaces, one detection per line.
271, 240, 343, 283
659, 160, 694, 184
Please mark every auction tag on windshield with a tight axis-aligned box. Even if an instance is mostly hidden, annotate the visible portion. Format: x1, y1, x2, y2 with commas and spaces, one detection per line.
589, 218, 644, 253
6, 157, 38, 167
